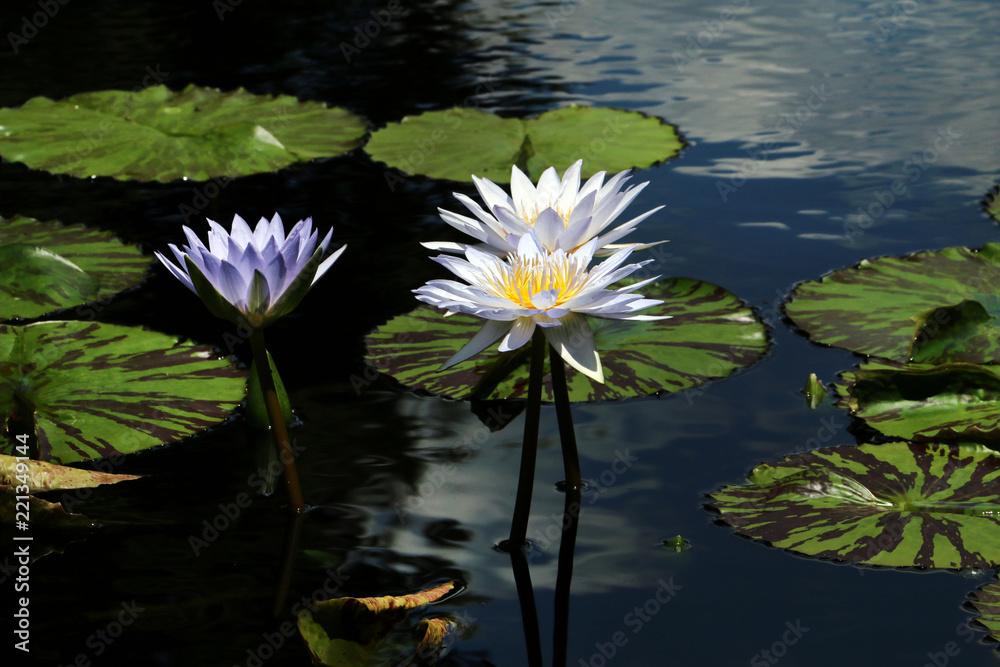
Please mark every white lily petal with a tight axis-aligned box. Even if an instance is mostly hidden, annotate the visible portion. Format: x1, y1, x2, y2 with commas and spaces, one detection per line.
498, 317, 536, 352
473, 175, 515, 217
543, 313, 604, 383
440, 319, 513, 370
556, 159, 583, 213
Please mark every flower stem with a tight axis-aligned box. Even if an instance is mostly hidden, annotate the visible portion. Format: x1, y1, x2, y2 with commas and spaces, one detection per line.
508, 328, 546, 548
549, 344, 581, 490
553, 483, 581, 667
509, 543, 544, 667
249, 329, 305, 513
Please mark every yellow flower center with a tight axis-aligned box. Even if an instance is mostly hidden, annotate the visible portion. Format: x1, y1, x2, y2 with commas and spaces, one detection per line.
482, 252, 589, 309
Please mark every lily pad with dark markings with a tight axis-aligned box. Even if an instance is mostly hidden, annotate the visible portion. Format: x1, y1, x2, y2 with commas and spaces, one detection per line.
0, 215, 151, 321
785, 244, 1000, 363
708, 442, 1000, 569
968, 574, 1000, 643
0, 320, 246, 464
835, 361, 1000, 441
0, 85, 367, 182
365, 277, 768, 402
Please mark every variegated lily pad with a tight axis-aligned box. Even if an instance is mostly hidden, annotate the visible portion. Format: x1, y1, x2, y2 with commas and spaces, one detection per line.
0, 84, 367, 182
785, 244, 1000, 363
0, 215, 150, 320
709, 442, 1000, 569
835, 361, 1000, 441
708, 442, 1000, 569
296, 582, 456, 666
365, 278, 768, 402
366, 105, 683, 183
968, 574, 1000, 643
0, 320, 246, 464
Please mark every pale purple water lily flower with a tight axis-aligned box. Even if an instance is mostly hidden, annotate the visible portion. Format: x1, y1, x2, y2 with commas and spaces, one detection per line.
155, 213, 345, 328
414, 229, 669, 383
423, 159, 666, 258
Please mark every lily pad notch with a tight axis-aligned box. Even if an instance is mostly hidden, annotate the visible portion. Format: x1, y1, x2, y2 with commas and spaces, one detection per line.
366, 105, 685, 184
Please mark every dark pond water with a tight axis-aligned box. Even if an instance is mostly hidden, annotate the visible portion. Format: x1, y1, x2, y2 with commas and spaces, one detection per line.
2, 0, 1000, 665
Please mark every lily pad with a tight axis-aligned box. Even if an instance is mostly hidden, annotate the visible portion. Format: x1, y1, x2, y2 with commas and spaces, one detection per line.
0, 84, 367, 182
0, 215, 151, 320
365, 277, 768, 402
365, 105, 683, 183
296, 581, 455, 666
0, 454, 139, 492
784, 244, 1000, 363
968, 574, 1000, 643
708, 442, 1000, 569
0, 320, 246, 464
835, 361, 1000, 441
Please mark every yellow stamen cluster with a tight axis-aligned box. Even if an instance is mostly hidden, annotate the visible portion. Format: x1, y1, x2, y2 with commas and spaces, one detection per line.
481, 252, 589, 309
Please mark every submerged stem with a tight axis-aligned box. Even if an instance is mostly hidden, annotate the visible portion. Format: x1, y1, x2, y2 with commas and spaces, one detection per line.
508, 328, 547, 548
249, 329, 305, 513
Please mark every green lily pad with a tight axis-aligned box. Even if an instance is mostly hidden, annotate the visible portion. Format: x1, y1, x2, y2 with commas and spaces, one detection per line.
968, 574, 1000, 643
0, 215, 151, 320
0, 84, 367, 182
296, 582, 455, 666
835, 361, 1000, 441
708, 442, 1000, 569
0, 320, 246, 464
364, 277, 769, 402
365, 105, 683, 183
785, 244, 1000, 363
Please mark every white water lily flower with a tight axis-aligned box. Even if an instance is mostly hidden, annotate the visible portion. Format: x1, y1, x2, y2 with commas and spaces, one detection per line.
414, 230, 669, 383
155, 213, 345, 328
423, 159, 665, 257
